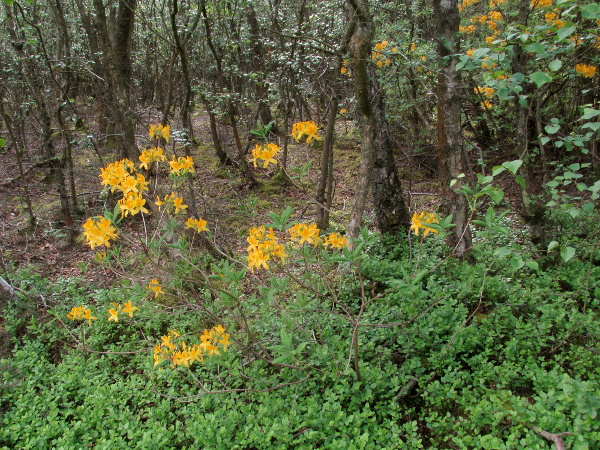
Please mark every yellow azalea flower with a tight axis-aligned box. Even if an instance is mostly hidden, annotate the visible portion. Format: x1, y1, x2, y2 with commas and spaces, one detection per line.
466, 48, 476, 57
410, 211, 440, 237
172, 196, 188, 214
291, 121, 321, 143
122, 300, 139, 317
340, 108, 347, 114
147, 279, 164, 298
155, 196, 165, 209
459, 25, 476, 34
219, 333, 231, 352
251, 143, 279, 168
139, 147, 167, 170
108, 307, 119, 322
118, 192, 149, 217
149, 124, 171, 142
489, 10, 503, 21
99, 159, 135, 192
531, 0, 551, 7
323, 232, 349, 249
82, 216, 118, 249
185, 217, 209, 233
341, 67, 347, 75
169, 156, 195, 176
575, 64, 596, 78
94, 251, 107, 262
248, 248, 270, 271
289, 223, 320, 246
67, 305, 96, 326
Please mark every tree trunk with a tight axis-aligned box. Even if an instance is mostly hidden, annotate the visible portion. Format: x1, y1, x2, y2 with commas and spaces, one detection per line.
433, 0, 474, 261
346, 0, 409, 241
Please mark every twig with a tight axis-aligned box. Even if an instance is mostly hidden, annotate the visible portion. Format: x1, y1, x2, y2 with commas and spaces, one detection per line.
530, 426, 572, 450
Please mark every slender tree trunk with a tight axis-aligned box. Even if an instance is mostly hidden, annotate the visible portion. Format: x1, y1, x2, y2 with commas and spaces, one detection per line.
433, 0, 474, 261
346, 0, 409, 240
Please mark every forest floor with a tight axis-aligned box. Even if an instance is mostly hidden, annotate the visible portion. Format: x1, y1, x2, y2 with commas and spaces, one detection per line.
0, 107, 440, 288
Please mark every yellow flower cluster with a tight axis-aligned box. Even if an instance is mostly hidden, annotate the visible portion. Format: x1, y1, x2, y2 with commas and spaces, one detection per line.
251, 143, 279, 168
459, 25, 477, 34
168, 155, 195, 176
155, 192, 188, 214
474, 86, 495, 98
289, 223, 320, 246
67, 305, 97, 325
153, 326, 231, 369
341, 59, 351, 76
291, 121, 321, 143
82, 216, 118, 249
323, 232, 348, 249
245, 223, 349, 272
99, 159, 136, 192
185, 217, 209, 233
575, 64, 597, 78
247, 226, 287, 271
458, 0, 480, 12
139, 147, 167, 170
118, 191, 149, 218
410, 212, 440, 238
531, 0, 552, 7
146, 279, 164, 298
372, 41, 391, 67
149, 124, 170, 142
108, 300, 139, 322
466, 48, 476, 57
489, 10, 503, 21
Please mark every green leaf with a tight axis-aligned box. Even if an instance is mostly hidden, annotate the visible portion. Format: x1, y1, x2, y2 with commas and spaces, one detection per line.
515, 175, 526, 188
502, 159, 523, 175
548, 241, 559, 254
560, 246, 576, 262
495, 247, 512, 257
0, 138, 5, 147
545, 124, 560, 134
581, 108, 600, 120
526, 261, 539, 271
529, 72, 553, 88
525, 43, 546, 54
581, 3, 600, 19
556, 24, 576, 41
548, 59, 562, 72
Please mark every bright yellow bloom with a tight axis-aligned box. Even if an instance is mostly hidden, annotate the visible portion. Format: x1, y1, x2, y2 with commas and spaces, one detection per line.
139, 147, 167, 170
248, 248, 270, 271
147, 279, 164, 298
474, 86, 495, 99
172, 196, 188, 214
575, 64, 597, 78
289, 223, 320, 246
185, 217, 209, 233
410, 212, 440, 237
340, 108, 347, 114
323, 232, 349, 249
291, 121, 321, 143
99, 159, 135, 192
489, 10, 503, 21
531, 0, 551, 7
466, 49, 476, 57
251, 143, 279, 168
108, 307, 120, 322
118, 192, 149, 217
122, 300, 139, 318
82, 216, 118, 249
459, 25, 476, 34
67, 305, 96, 326
169, 156, 195, 176
149, 124, 171, 142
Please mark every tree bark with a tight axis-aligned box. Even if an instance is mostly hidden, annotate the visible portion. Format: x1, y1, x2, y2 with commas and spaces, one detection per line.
346, 0, 409, 241
433, 0, 474, 261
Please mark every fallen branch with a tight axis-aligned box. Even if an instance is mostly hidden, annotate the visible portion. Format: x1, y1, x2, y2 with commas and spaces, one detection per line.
531, 426, 572, 450
1, 156, 59, 186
